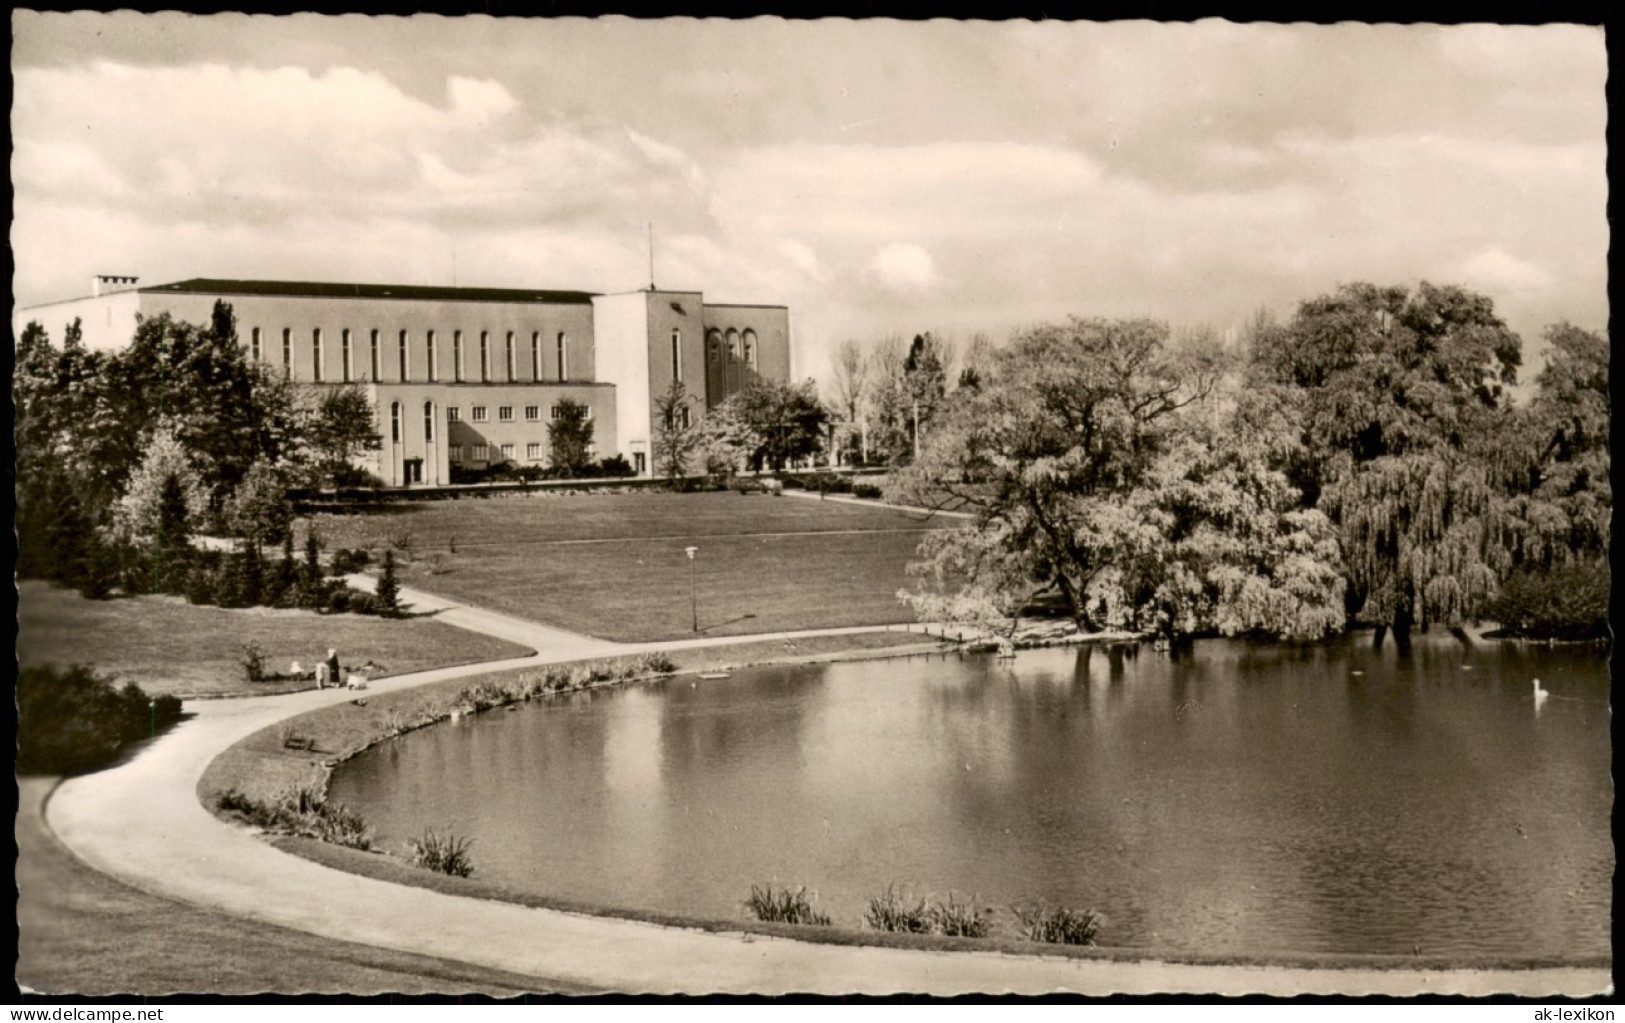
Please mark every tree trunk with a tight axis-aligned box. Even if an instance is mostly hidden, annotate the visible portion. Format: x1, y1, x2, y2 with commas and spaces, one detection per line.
1373, 624, 1388, 650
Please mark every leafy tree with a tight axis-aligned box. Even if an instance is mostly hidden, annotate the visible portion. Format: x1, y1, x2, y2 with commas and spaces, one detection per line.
111, 426, 208, 545
731, 379, 829, 471
547, 398, 595, 476
151, 473, 195, 595
305, 384, 382, 487
829, 338, 869, 462
225, 460, 295, 545
694, 399, 757, 481
1251, 282, 1523, 643
653, 380, 701, 484
893, 317, 1221, 632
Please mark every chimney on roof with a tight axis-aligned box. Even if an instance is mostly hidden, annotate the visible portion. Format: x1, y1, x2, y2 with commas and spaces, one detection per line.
92, 274, 139, 297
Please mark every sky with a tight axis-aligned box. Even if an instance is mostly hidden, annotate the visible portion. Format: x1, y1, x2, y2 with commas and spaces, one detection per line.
10, 13, 1608, 385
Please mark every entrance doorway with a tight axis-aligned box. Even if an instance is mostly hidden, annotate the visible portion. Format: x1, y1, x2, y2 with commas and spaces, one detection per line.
404, 458, 423, 484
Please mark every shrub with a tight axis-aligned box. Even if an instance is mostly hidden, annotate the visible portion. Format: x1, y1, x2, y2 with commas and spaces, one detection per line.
375, 549, 401, 616
325, 587, 352, 614
852, 482, 883, 500
927, 895, 989, 938
595, 454, 636, 478
744, 884, 831, 926
407, 829, 475, 877
329, 547, 372, 575
215, 785, 373, 850
1014, 904, 1100, 946
1487, 558, 1610, 641
346, 590, 380, 616
17, 665, 185, 775
241, 641, 266, 683
864, 884, 932, 933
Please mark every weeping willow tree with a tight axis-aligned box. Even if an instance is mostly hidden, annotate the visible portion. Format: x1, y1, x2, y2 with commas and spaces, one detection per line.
1253, 282, 1522, 644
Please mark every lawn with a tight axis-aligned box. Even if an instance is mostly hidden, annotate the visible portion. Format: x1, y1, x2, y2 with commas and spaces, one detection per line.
304, 491, 955, 642
16, 581, 534, 699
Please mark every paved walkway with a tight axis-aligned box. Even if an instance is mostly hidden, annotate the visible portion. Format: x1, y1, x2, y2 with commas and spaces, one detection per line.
44, 589, 1610, 996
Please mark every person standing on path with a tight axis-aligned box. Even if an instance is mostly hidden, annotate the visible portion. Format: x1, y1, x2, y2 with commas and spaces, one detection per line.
324, 648, 341, 690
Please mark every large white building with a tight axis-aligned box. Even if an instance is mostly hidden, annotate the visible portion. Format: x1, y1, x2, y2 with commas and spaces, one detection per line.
17, 275, 792, 485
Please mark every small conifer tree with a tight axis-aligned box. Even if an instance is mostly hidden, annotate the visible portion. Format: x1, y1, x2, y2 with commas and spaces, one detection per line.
376, 548, 401, 617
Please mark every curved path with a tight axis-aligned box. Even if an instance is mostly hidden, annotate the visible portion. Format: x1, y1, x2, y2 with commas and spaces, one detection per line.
46, 586, 1610, 996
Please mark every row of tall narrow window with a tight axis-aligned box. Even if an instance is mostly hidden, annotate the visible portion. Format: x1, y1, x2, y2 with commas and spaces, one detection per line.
248, 327, 571, 383
706, 328, 759, 369
387, 400, 588, 444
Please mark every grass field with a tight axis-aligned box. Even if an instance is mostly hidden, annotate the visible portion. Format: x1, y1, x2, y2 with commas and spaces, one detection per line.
304, 491, 954, 642
17, 581, 534, 699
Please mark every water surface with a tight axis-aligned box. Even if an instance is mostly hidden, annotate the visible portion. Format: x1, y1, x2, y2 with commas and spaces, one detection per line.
329, 636, 1612, 958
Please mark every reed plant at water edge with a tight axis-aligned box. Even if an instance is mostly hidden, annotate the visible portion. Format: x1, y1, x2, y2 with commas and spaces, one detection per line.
744, 884, 831, 926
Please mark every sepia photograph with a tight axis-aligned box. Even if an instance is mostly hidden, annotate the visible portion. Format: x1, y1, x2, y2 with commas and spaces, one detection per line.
10, 11, 1611, 1000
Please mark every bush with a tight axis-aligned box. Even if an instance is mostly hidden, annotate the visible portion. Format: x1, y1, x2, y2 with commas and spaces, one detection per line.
325, 587, 352, 614
407, 829, 475, 877
241, 641, 266, 683
595, 454, 636, 478
329, 547, 372, 575
215, 785, 373, 850
852, 482, 883, 500
17, 665, 185, 775
865, 884, 932, 933
927, 895, 989, 938
744, 884, 831, 926
1487, 558, 1610, 640
1014, 904, 1100, 946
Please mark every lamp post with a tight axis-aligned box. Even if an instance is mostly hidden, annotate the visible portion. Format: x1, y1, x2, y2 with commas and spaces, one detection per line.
685, 546, 699, 632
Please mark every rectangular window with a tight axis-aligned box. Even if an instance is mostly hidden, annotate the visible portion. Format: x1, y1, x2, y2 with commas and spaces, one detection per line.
556, 332, 567, 380
680, 405, 692, 429
671, 328, 682, 381
390, 402, 401, 444
505, 332, 516, 381
454, 331, 464, 382
369, 330, 380, 381
446, 406, 460, 422
524, 405, 539, 421
471, 443, 489, 462
531, 332, 541, 380
250, 327, 262, 363
427, 331, 438, 382
448, 444, 463, 463
500, 443, 515, 461
283, 328, 293, 377
341, 329, 353, 382
424, 402, 435, 443
549, 405, 563, 421
526, 442, 542, 460
471, 406, 488, 422
312, 329, 324, 382
479, 331, 490, 382
498, 406, 513, 422
398, 330, 411, 382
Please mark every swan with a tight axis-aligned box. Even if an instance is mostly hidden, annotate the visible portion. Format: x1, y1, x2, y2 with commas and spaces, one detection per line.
1532, 678, 1550, 708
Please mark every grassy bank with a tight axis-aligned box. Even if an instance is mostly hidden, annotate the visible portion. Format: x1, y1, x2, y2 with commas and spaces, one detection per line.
17, 580, 534, 698
302, 491, 950, 641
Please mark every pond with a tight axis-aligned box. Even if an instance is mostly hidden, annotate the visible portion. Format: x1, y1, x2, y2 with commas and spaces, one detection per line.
327, 635, 1612, 959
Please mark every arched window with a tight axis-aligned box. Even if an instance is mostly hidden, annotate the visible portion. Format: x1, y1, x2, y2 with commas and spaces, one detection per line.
707, 329, 723, 363
398, 330, 411, 382
341, 329, 352, 382
250, 327, 262, 364
726, 328, 741, 362
390, 401, 402, 444
505, 332, 516, 381
423, 401, 435, 443
312, 329, 324, 382
743, 330, 758, 370
369, 329, 380, 380
282, 329, 293, 378
531, 332, 541, 380
479, 331, 490, 382
426, 331, 438, 381
453, 331, 464, 382
556, 332, 568, 380
671, 328, 683, 381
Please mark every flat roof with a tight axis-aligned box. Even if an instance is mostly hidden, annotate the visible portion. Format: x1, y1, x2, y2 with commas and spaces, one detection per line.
139, 278, 598, 305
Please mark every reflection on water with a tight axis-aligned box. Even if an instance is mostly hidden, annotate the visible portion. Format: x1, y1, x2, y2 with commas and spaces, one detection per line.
329, 635, 1612, 957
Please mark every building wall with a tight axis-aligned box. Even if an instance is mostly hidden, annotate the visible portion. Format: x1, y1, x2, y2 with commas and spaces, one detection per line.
701, 304, 791, 408
133, 291, 597, 386
639, 291, 708, 466
591, 291, 658, 474
441, 383, 616, 472
14, 289, 143, 351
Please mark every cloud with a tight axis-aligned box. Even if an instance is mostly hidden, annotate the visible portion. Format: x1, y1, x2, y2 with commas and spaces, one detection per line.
1452, 248, 1556, 295
869, 244, 938, 292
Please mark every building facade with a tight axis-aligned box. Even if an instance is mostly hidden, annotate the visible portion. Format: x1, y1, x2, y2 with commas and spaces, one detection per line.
17, 276, 791, 485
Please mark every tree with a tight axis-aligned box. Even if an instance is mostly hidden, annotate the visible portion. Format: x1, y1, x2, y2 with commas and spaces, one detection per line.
731, 379, 829, 471
376, 548, 402, 616
892, 317, 1221, 632
653, 380, 701, 484
224, 460, 294, 546
829, 339, 869, 463
957, 332, 996, 392
305, 385, 382, 487
548, 398, 595, 476
1251, 282, 1523, 643
111, 426, 209, 547
694, 399, 757, 481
